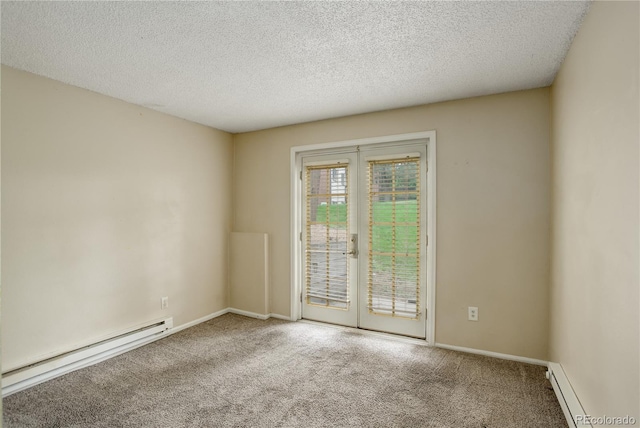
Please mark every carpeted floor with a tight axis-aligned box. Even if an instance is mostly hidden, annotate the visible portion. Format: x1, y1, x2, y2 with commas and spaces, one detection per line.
3, 314, 567, 427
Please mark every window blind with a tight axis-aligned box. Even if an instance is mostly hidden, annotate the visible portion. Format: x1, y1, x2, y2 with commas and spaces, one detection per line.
367, 158, 421, 318
305, 164, 350, 309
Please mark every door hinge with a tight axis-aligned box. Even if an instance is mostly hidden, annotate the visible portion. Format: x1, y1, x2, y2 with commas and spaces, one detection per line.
300, 292, 303, 303
300, 170, 302, 180
426, 235, 428, 246
299, 232, 302, 241
347, 233, 358, 258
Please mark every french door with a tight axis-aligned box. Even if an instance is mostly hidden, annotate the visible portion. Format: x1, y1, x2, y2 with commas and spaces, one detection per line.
301, 143, 428, 338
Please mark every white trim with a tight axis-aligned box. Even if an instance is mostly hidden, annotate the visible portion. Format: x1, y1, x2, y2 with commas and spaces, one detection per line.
291, 147, 302, 321
434, 343, 548, 366
228, 308, 270, 320
268, 313, 293, 321
547, 362, 591, 428
426, 137, 436, 345
169, 308, 230, 334
225, 308, 293, 321
290, 131, 435, 153
2, 309, 230, 397
290, 131, 437, 344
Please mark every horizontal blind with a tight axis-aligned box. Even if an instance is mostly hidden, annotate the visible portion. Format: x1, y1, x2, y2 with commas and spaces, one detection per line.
305, 164, 350, 309
367, 158, 421, 318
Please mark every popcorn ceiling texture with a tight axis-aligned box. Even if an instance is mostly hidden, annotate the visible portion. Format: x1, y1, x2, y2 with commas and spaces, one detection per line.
1, 1, 589, 133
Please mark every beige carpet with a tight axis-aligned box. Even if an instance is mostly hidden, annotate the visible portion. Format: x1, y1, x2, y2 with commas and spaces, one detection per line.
3, 314, 567, 427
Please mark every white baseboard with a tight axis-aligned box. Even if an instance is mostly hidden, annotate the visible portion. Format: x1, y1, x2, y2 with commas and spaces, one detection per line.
228, 308, 270, 320
434, 343, 548, 366
227, 308, 292, 321
268, 313, 293, 321
547, 362, 590, 427
169, 308, 230, 334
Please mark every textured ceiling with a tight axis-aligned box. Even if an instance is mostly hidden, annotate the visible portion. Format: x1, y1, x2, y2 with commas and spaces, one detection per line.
1, 1, 590, 133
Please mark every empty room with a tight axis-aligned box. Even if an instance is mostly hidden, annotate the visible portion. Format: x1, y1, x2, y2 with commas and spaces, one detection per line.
1, 1, 638, 427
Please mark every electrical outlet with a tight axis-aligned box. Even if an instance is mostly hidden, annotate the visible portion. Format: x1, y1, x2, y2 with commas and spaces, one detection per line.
468, 306, 478, 321
161, 297, 169, 310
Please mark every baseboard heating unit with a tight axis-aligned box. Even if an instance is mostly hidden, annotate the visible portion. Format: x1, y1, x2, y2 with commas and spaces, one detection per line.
547, 362, 591, 428
1, 317, 173, 397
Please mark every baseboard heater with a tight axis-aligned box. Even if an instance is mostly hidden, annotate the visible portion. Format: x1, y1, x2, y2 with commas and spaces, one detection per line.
2, 317, 173, 397
547, 362, 591, 428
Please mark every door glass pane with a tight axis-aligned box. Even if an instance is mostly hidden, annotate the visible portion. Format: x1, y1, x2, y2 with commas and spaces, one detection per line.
305, 165, 349, 309
367, 158, 420, 318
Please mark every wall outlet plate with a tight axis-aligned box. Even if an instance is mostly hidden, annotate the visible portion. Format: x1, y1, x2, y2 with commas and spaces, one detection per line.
468, 306, 478, 321
161, 297, 169, 310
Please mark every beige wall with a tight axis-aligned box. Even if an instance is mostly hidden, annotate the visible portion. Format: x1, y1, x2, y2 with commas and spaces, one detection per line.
550, 1, 639, 419
1, 66, 233, 370
234, 88, 551, 360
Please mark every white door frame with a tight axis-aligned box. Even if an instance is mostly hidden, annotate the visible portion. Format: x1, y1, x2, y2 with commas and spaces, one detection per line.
290, 131, 437, 344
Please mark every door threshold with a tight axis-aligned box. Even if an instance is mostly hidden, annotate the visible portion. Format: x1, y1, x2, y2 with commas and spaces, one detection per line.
298, 319, 430, 347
